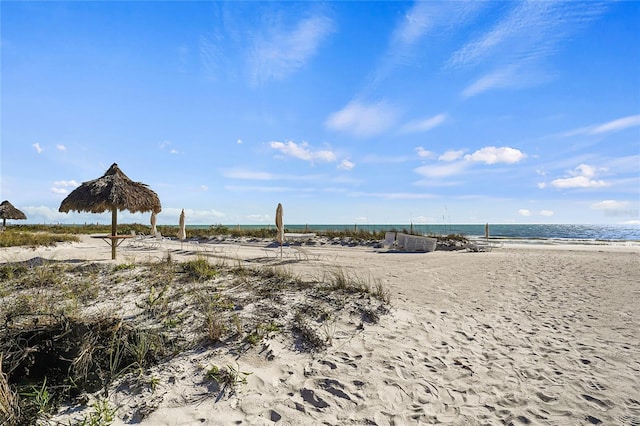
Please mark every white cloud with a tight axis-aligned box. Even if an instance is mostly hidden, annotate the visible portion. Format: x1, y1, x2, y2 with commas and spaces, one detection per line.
56, 144, 67, 151
51, 187, 68, 195
539, 210, 554, 217
439, 150, 465, 162
518, 209, 532, 217
237, 139, 243, 144
170, 149, 179, 155
550, 163, 608, 189
250, 14, 334, 85
591, 200, 629, 210
537, 182, 547, 189
573, 164, 597, 177
413, 146, 526, 181
401, 113, 447, 133
464, 146, 526, 164
33, 143, 43, 154
325, 101, 398, 137
414, 161, 468, 178
52, 180, 79, 187
337, 160, 355, 171
551, 176, 608, 189
200, 185, 208, 191
269, 140, 336, 163
415, 147, 434, 158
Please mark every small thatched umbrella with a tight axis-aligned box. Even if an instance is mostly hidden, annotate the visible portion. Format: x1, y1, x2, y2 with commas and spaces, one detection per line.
0, 200, 27, 227
59, 163, 161, 259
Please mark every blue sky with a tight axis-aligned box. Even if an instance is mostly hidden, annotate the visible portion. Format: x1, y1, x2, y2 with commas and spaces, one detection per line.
1, 1, 639, 226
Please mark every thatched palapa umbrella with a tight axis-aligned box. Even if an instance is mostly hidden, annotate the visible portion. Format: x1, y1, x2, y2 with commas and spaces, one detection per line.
59, 163, 161, 259
0, 200, 27, 227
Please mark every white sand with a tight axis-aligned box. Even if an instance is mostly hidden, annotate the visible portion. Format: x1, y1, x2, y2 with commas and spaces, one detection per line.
3, 236, 639, 425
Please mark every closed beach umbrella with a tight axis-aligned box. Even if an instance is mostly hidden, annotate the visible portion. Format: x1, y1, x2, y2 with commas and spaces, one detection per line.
485, 223, 490, 240
275, 203, 284, 258
0, 200, 27, 227
59, 163, 162, 259
177, 209, 186, 247
150, 211, 157, 235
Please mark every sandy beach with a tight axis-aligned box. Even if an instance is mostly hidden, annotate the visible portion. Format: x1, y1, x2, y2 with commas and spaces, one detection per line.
1, 235, 639, 425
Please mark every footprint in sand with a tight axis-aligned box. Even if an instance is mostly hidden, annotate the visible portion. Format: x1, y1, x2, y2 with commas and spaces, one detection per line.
317, 378, 355, 402
300, 388, 329, 409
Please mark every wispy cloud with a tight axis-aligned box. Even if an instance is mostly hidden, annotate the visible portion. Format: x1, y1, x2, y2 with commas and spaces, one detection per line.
221, 167, 324, 181
361, 154, 411, 164
269, 140, 336, 163
452, 1, 608, 97
250, 13, 334, 85
33, 143, 43, 154
591, 200, 629, 210
51, 179, 79, 195
414, 161, 468, 178
224, 185, 298, 193
56, 144, 66, 151
53, 180, 79, 187
222, 169, 277, 180
461, 63, 538, 98
401, 113, 447, 134
325, 100, 399, 138
374, 1, 484, 84
562, 114, 640, 137
348, 191, 436, 200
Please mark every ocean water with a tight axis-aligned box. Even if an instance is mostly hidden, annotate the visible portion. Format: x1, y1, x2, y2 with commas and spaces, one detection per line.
189, 224, 640, 241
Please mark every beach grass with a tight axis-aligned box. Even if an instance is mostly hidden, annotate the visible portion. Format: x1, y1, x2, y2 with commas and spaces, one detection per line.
0, 229, 79, 248
0, 253, 390, 425
6, 223, 464, 243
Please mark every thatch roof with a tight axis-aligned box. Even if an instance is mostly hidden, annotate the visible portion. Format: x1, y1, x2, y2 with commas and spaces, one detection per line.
0, 200, 27, 220
59, 163, 161, 214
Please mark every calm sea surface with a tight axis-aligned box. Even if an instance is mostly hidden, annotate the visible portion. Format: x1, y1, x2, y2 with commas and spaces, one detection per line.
188, 224, 640, 241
